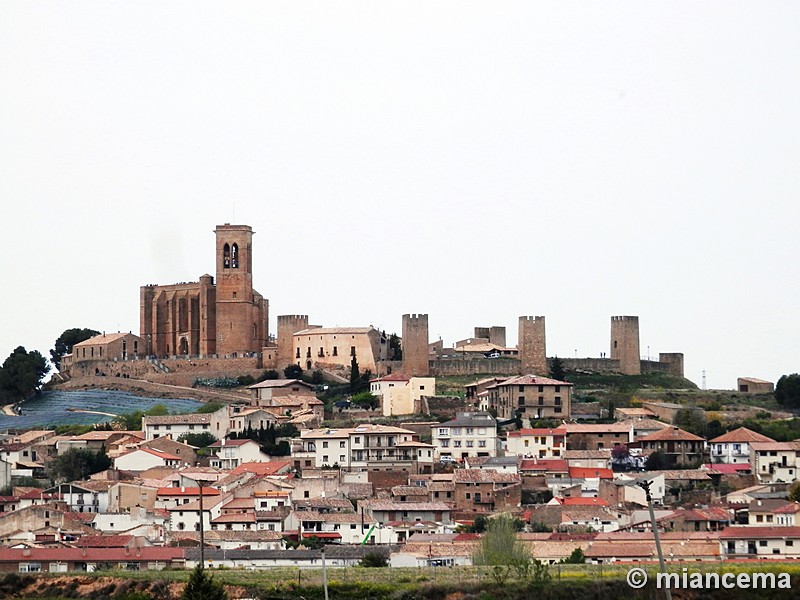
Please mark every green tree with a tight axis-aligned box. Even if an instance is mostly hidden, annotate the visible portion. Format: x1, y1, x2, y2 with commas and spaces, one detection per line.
469, 514, 488, 533
788, 481, 800, 502
236, 374, 255, 386
181, 564, 227, 600
196, 402, 224, 414
0, 346, 49, 404
261, 369, 280, 380
388, 333, 402, 360
114, 404, 171, 430
177, 432, 217, 448
48, 447, 111, 483
561, 547, 586, 564
549, 356, 566, 381
776, 374, 800, 409
706, 419, 725, 441
360, 551, 389, 568
473, 514, 533, 584
349, 355, 360, 392
674, 408, 707, 437
283, 364, 303, 379
50, 328, 99, 370
645, 450, 671, 470
351, 391, 379, 411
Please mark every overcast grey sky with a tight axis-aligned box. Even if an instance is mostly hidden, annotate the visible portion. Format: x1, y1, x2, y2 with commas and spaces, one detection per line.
1, 2, 798, 390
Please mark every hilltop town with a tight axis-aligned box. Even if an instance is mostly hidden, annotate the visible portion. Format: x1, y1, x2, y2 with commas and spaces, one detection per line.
0, 224, 797, 593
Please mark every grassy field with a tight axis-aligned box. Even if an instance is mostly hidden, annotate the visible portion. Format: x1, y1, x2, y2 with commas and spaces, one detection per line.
7, 562, 800, 599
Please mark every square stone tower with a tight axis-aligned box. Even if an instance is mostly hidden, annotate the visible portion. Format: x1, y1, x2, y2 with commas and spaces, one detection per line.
276, 314, 310, 371
610, 316, 641, 375
214, 224, 268, 356
402, 314, 429, 376
518, 316, 547, 376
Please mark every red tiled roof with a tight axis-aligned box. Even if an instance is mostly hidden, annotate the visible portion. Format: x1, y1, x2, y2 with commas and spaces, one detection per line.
638, 427, 705, 442
683, 507, 732, 522
300, 532, 342, 539
0, 547, 183, 562
212, 513, 256, 524
558, 497, 609, 506
568, 467, 613, 479
156, 487, 220, 497
508, 427, 566, 437
702, 463, 752, 474
208, 439, 255, 448
490, 375, 572, 388
139, 448, 181, 461
519, 459, 569, 472
229, 461, 292, 476
709, 427, 775, 444
74, 535, 135, 548
370, 373, 411, 383
719, 526, 800, 539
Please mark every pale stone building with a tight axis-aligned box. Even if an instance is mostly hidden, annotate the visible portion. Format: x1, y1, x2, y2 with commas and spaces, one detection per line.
293, 327, 388, 373
370, 374, 436, 416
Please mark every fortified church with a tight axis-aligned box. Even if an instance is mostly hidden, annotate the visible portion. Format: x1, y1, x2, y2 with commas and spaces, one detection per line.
139, 224, 269, 358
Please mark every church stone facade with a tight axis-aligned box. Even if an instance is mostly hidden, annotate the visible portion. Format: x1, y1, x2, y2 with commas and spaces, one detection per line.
140, 224, 269, 358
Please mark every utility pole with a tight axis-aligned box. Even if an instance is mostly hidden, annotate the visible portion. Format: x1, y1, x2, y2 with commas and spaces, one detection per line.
197, 479, 211, 570
638, 479, 672, 600
321, 546, 329, 600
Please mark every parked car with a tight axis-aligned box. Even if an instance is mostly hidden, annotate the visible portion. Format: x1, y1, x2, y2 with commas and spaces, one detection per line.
439, 456, 457, 464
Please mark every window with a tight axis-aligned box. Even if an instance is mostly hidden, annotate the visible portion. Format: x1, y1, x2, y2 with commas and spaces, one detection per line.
466, 441, 473, 448
19, 563, 42, 573
555, 397, 561, 405
340, 441, 346, 448
554, 407, 562, 413
322, 455, 329, 463
466, 428, 474, 435
322, 441, 328, 448
441, 440, 449, 448
759, 541, 768, 547
478, 441, 486, 447
538, 397, 544, 406
452, 428, 461, 435
333, 346, 338, 356
351, 346, 356, 356
555, 386, 561, 392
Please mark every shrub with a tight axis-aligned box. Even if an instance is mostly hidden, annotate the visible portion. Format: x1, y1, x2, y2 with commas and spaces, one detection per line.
360, 551, 389, 568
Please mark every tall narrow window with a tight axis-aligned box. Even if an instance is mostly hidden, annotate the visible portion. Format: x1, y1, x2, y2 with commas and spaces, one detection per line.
231, 243, 239, 268
223, 244, 231, 268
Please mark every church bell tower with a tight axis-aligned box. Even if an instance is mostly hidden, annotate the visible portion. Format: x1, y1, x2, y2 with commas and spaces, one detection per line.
214, 223, 256, 356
